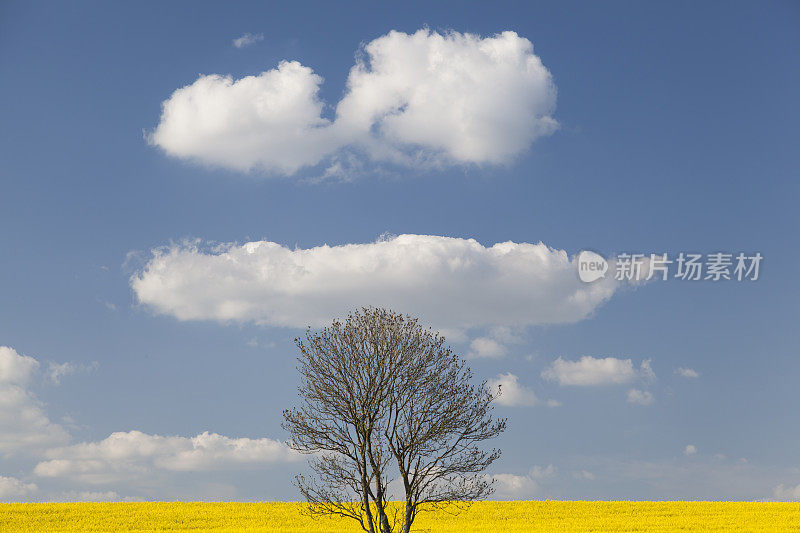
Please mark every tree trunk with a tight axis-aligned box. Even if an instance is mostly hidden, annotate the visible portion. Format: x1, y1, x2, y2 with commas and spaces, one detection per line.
373, 483, 392, 533
402, 500, 414, 533
362, 487, 376, 533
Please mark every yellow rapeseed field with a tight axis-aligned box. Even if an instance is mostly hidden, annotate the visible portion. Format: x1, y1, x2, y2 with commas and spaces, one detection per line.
2, 501, 799, 532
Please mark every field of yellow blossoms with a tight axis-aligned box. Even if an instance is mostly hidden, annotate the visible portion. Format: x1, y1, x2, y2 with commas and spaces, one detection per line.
2, 501, 800, 532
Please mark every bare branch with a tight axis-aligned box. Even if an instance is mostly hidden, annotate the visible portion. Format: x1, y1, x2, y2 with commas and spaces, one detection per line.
283, 308, 506, 533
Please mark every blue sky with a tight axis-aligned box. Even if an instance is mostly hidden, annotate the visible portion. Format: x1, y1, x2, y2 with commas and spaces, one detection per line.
0, 1, 798, 501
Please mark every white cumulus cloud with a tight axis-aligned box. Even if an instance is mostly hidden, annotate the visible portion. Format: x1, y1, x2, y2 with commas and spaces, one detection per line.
149, 29, 557, 177
131, 234, 619, 333
542, 356, 654, 387
148, 61, 339, 174
684, 444, 697, 456
490, 465, 557, 499
34, 430, 298, 484
0, 348, 302, 500
335, 29, 557, 166
468, 337, 508, 359
0, 476, 37, 501
467, 326, 525, 359
0, 345, 39, 384
491, 472, 539, 499
488, 373, 539, 407
0, 347, 69, 456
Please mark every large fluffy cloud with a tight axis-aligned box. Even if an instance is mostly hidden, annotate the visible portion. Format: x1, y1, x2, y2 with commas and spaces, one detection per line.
148, 29, 557, 176
335, 29, 557, 165
131, 234, 618, 332
34, 430, 298, 484
148, 61, 338, 174
0, 347, 69, 456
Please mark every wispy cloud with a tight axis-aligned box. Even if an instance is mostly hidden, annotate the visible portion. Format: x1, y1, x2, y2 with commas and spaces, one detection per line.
627, 389, 654, 406
675, 367, 700, 379
232, 32, 263, 49
46, 361, 98, 385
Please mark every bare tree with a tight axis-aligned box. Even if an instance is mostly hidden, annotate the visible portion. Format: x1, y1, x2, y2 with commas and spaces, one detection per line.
282, 308, 506, 533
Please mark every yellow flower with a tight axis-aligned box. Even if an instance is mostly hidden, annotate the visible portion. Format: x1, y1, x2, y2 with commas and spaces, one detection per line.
2, 501, 800, 532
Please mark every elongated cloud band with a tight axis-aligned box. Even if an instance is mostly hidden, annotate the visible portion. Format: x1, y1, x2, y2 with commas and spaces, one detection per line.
542, 356, 655, 386
131, 234, 618, 331
148, 29, 557, 176
35, 431, 298, 484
